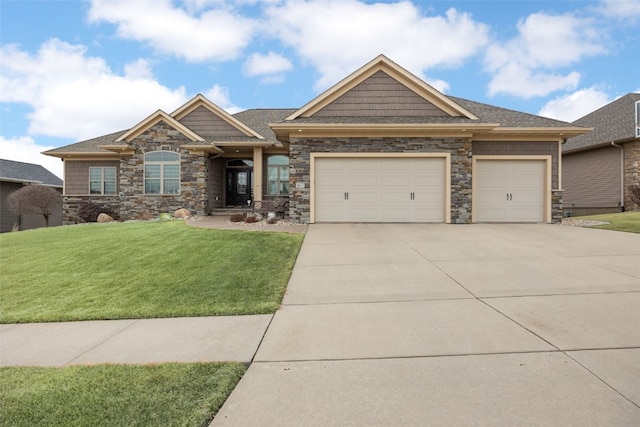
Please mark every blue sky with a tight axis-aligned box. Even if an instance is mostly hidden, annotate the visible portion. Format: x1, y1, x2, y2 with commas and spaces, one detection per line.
1, 0, 639, 178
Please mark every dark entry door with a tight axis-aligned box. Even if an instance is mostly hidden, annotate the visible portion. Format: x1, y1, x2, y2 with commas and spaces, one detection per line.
226, 169, 252, 206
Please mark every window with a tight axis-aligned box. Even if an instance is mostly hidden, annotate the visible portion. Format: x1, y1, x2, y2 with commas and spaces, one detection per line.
144, 151, 180, 194
89, 167, 116, 195
267, 155, 289, 196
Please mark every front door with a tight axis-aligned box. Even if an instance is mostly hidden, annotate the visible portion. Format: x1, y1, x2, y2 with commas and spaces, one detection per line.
226, 169, 252, 206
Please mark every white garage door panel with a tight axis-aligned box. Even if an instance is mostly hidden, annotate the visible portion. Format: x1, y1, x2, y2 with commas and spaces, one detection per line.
475, 160, 545, 223
315, 157, 446, 223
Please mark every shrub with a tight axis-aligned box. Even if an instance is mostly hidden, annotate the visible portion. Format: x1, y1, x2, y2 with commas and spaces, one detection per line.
266, 216, 277, 225
229, 213, 245, 222
77, 202, 119, 223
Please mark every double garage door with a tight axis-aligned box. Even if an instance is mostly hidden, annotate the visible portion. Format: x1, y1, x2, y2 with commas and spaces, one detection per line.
314, 157, 447, 223
313, 156, 547, 223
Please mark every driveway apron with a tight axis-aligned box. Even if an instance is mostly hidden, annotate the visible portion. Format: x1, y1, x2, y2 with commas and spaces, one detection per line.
212, 224, 640, 426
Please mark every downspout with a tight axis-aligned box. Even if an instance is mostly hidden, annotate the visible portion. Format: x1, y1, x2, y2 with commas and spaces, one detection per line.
611, 141, 624, 211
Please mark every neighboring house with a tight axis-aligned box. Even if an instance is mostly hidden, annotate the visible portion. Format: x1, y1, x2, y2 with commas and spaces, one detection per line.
0, 159, 63, 232
563, 93, 640, 215
44, 55, 589, 225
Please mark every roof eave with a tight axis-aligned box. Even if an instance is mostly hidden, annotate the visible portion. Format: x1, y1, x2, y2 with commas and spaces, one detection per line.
180, 144, 224, 154
42, 151, 121, 159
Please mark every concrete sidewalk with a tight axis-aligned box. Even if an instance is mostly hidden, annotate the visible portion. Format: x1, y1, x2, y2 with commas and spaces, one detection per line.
212, 224, 640, 426
0, 315, 272, 366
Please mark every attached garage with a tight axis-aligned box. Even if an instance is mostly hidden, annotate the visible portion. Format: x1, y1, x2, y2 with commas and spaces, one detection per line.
312, 155, 450, 223
473, 157, 550, 223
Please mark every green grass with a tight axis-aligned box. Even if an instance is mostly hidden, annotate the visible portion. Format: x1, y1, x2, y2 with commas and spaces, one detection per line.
573, 211, 640, 233
0, 362, 245, 427
0, 221, 304, 323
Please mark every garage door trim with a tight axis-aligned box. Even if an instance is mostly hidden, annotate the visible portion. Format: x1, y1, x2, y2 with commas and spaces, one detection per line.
310, 153, 451, 223
472, 155, 552, 223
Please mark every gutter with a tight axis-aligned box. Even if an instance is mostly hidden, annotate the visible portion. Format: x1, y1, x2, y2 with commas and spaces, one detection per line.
611, 141, 624, 211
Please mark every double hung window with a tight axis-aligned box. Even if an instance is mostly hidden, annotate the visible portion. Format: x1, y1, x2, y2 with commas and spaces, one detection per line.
89, 167, 116, 195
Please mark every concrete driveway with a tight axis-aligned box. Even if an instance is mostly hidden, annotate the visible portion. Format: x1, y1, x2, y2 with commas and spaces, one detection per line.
213, 224, 640, 426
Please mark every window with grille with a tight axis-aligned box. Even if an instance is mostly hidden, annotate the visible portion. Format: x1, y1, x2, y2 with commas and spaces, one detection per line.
144, 151, 180, 194
89, 167, 116, 195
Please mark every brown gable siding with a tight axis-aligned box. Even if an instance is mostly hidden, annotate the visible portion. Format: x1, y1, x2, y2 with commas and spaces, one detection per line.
563, 146, 622, 209
64, 160, 120, 195
313, 71, 450, 118
178, 105, 246, 137
472, 141, 559, 189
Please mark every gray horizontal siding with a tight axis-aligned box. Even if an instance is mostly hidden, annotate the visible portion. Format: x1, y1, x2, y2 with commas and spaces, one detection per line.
563, 146, 622, 208
314, 71, 450, 118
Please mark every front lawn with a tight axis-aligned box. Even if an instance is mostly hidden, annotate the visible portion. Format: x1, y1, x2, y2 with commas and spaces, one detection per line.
572, 211, 640, 233
0, 221, 303, 323
0, 362, 245, 426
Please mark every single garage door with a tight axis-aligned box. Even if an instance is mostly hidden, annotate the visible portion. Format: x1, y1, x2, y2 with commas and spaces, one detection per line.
314, 157, 446, 222
475, 159, 545, 222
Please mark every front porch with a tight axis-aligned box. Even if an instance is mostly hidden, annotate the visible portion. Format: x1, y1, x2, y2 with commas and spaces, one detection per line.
208, 146, 290, 215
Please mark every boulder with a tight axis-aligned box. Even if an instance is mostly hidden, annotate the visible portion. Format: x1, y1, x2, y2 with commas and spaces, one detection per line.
97, 213, 114, 223
174, 208, 191, 219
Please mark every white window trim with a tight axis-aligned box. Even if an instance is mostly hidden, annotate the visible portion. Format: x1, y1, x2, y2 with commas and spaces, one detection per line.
144, 151, 181, 195
89, 166, 116, 195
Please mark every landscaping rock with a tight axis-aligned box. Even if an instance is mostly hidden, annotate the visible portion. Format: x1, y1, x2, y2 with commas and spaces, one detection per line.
174, 208, 191, 219
97, 213, 114, 223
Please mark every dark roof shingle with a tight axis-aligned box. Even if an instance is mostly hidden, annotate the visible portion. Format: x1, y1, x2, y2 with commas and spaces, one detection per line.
564, 93, 640, 152
0, 159, 63, 186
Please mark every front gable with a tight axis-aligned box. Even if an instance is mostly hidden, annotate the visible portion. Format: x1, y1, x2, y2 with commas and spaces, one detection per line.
172, 94, 264, 139
287, 54, 478, 120
178, 105, 247, 138
115, 110, 204, 144
312, 70, 452, 118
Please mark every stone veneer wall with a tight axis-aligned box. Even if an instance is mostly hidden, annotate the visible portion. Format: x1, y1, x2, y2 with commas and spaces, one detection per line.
624, 141, 640, 210
62, 121, 209, 224
552, 190, 563, 223
289, 137, 472, 224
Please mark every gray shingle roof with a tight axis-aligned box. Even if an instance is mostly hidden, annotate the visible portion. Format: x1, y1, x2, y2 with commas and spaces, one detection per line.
43, 130, 128, 154
233, 109, 296, 142
449, 97, 580, 128
44, 96, 586, 156
564, 93, 640, 152
0, 159, 63, 187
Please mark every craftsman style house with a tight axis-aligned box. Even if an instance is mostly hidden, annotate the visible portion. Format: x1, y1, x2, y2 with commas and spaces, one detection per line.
563, 94, 640, 216
45, 55, 589, 224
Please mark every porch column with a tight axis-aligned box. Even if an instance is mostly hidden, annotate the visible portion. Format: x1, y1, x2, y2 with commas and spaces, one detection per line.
253, 146, 263, 202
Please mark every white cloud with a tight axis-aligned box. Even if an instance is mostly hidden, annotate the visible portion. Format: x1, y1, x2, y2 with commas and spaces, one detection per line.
88, 0, 256, 62
0, 136, 63, 179
489, 63, 581, 99
485, 12, 605, 98
0, 39, 187, 140
204, 84, 243, 113
598, 0, 640, 20
243, 52, 292, 77
264, 1, 489, 92
538, 88, 612, 122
